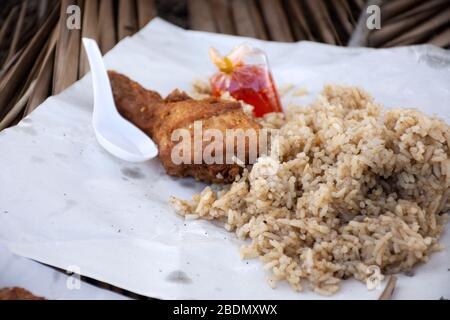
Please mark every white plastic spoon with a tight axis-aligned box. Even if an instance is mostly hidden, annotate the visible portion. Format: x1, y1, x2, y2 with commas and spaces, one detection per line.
82, 38, 158, 162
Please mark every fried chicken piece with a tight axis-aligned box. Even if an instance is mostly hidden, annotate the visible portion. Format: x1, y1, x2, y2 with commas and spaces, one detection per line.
0, 288, 45, 300
109, 71, 261, 184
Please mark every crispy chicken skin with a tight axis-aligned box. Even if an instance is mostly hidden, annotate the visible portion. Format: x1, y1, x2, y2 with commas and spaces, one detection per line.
0, 288, 45, 300
108, 71, 261, 184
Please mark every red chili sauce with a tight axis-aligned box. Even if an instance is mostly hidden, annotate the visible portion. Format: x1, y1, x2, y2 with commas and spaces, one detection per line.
211, 64, 283, 118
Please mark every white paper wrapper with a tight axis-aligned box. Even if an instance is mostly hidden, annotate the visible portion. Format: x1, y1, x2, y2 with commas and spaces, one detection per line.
0, 244, 127, 300
0, 19, 449, 300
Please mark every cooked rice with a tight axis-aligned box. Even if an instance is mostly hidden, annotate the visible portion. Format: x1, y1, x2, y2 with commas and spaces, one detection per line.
292, 87, 309, 97
278, 84, 295, 97
172, 85, 450, 295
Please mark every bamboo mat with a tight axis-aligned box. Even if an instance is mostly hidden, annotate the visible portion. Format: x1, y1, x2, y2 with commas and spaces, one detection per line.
0, 0, 449, 131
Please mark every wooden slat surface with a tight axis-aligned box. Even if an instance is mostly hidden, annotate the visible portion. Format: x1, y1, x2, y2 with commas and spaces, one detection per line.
246, 0, 268, 40
0, 48, 25, 80
231, 0, 257, 38
37, 0, 49, 23
187, 0, 216, 32
303, 0, 338, 44
79, 0, 99, 77
211, 0, 235, 35
26, 28, 59, 115
232, 0, 267, 40
351, 0, 366, 11
5, 0, 28, 63
317, 0, 341, 45
0, 3, 59, 118
137, 0, 157, 29
368, 5, 438, 47
331, 0, 355, 36
381, 0, 424, 22
387, 0, 449, 23
0, 81, 36, 130
383, 7, 450, 47
0, 6, 19, 55
2, 36, 49, 126
0, 0, 449, 134
428, 28, 450, 48
258, 0, 293, 42
118, 0, 139, 40
15, 32, 50, 104
286, 0, 315, 41
341, 0, 358, 25
98, 0, 116, 53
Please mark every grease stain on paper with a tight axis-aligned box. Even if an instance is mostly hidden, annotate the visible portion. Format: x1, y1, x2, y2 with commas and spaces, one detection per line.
16, 126, 38, 136
31, 156, 45, 164
166, 271, 192, 284
403, 270, 415, 277
64, 199, 78, 211
121, 167, 146, 180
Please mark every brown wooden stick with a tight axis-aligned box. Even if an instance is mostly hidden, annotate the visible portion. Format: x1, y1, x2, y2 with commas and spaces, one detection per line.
352, 0, 367, 11
211, 0, 235, 35
53, 0, 72, 93
428, 27, 450, 48
137, 0, 157, 30
342, 0, 357, 25
26, 27, 59, 116
286, 0, 315, 41
379, 276, 397, 300
0, 48, 24, 80
381, 0, 425, 22
350, 0, 397, 47
53, 0, 82, 94
15, 34, 50, 104
332, 0, 355, 36
231, 0, 267, 40
5, 0, 28, 63
231, 0, 258, 38
3, 42, 47, 124
0, 3, 59, 117
303, 0, 337, 44
37, 0, 49, 24
25, 54, 54, 116
187, 0, 217, 32
0, 81, 36, 131
79, 0, 99, 77
382, 8, 450, 47
387, 0, 449, 23
317, 0, 342, 45
118, 0, 139, 40
246, 0, 268, 40
98, 0, 116, 54
369, 6, 438, 47
258, 0, 294, 42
